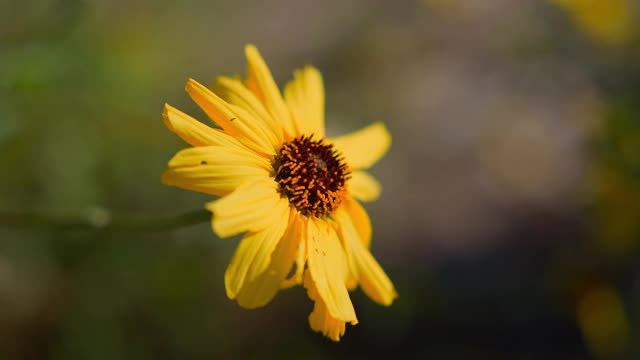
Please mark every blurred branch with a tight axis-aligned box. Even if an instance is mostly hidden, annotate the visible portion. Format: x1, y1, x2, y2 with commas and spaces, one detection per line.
0, 208, 210, 232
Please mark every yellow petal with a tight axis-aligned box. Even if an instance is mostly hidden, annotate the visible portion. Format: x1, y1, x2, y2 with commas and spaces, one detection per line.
305, 218, 357, 323
224, 205, 290, 300
306, 274, 347, 342
336, 205, 397, 306
235, 209, 304, 308
334, 208, 360, 285
215, 76, 284, 146
281, 214, 307, 289
163, 104, 243, 148
185, 78, 277, 155
343, 197, 372, 248
329, 217, 358, 291
161, 146, 271, 197
284, 65, 325, 137
331, 122, 391, 170
206, 180, 287, 238
349, 171, 382, 202
355, 246, 397, 306
244, 44, 298, 137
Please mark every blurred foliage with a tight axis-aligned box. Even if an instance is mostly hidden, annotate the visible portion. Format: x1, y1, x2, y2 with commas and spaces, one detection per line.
590, 99, 640, 255
2, 0, 640, 359
551, 0, 636, 47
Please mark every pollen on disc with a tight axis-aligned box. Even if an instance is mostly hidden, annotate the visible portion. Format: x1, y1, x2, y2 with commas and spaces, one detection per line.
275, 136, 350, 217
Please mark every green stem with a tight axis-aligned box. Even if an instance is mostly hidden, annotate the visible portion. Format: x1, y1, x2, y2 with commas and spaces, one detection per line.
0, 208, 210, 232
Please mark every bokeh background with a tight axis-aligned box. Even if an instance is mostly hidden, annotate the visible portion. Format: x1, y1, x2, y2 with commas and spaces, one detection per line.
2, 0, 640, 358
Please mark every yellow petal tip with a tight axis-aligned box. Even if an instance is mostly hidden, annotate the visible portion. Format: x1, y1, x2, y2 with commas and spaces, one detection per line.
224, 276, 238, 300
245, 44, 259, 56
372, 121, 392, 148
160, 168, 188, 187
185, 78, 197, 90
162, 104, 177, 130
383, 290, 399, 306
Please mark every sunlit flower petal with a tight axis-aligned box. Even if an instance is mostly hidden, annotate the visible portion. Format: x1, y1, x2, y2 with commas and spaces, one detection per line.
342, 196, 372, 248
305, 271, 347, 342
331, 122, 391, 170
336, 203, 397, 306
284, 65, 325, 137
215, 76, 285, 144
281, 227, 307, 289
163, 104, 243, 148
224, 205, 290, 300
349, 171, 382, 202
186, 78, 279, 155
245, 44, 298, 137
305, 218, 357, 323
206, 180, 288, 238
235, 209, 304, 307
161, 146, 271, 197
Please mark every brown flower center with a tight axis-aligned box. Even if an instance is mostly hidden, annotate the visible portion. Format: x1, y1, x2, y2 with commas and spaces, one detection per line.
274, 135, 349, 217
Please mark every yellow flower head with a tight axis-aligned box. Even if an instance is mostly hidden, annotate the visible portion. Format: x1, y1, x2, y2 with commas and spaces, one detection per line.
162, 45, 397, 341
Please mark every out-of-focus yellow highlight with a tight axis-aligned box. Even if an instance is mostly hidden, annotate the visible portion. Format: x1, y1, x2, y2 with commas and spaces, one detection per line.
577, 285, 629, 358
551, 0, 636, 47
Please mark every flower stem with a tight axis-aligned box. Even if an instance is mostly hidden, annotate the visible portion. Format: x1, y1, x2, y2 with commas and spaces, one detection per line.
0, 208, 210, 232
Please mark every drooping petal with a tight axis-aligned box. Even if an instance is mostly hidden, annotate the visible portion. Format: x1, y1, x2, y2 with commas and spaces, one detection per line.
224, 204, 290, 301
305, 271, 347, 342
343, 197, 372, 248
281, 216, 307, 289
326, 221, 358, 291
305, 218, 357, 323
333, 210, 359, 289
331, 122, 391, 170
349, 171, 382, 202
244, 44, 298, 137
206, 180, 288, 238
162, 146, 272, 197
284, 65, 325, 137
215, 76, 284, 145
163, 104, 244, 148
353, 245, 397, 306
185, 78, 278, 155
235, 209, 304, 308
335, 205, 397, 306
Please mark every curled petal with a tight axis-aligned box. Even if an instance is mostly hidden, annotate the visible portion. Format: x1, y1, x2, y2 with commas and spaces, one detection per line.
305, 218, 357, 323
305, 271, 347, 342
224, 205, 290, 300
281, 215, 307, 289
235, 209, 304, 308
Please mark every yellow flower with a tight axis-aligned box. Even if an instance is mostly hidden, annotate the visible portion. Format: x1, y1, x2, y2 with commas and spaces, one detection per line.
161, 45, 397, 341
